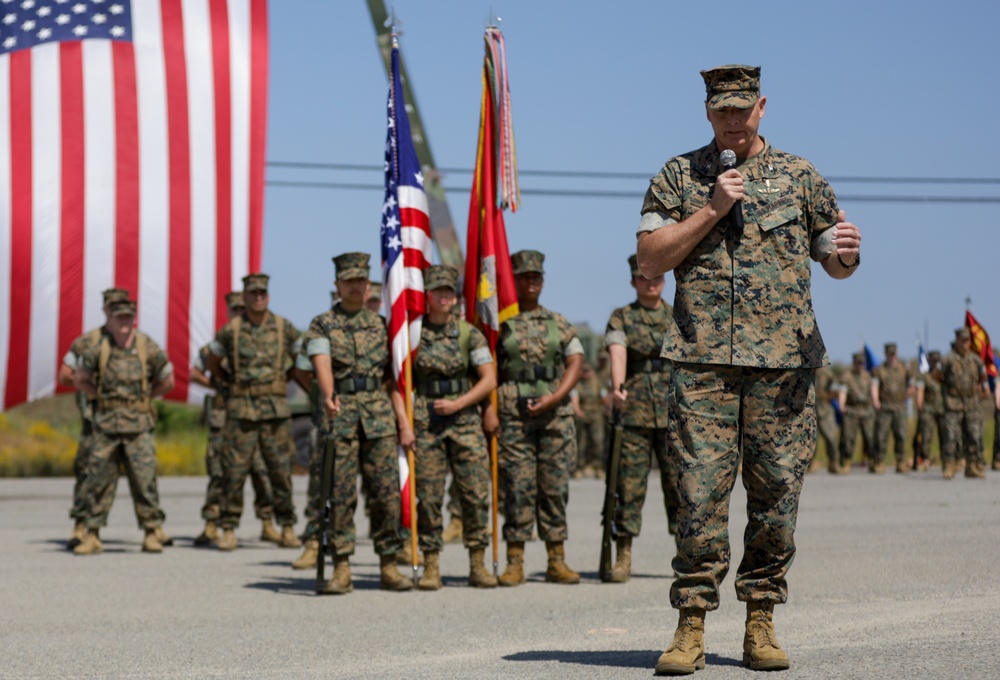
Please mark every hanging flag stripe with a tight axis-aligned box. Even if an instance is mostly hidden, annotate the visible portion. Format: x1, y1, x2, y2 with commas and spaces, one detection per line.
0, 0, 268, 411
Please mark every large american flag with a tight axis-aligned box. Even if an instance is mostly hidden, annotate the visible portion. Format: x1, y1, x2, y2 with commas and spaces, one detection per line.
0, 0, 268, 410
381, 40, 430, 525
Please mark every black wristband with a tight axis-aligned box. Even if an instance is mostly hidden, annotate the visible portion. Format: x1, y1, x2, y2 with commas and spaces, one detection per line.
838, 252, 860, 269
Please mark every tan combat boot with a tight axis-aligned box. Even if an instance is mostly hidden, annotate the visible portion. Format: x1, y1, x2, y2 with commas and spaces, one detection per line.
292, 537, 319, 570
654, 607, 706, 675
142, 528, 164, 553
259, 518, 281, 543
610, 536, 632, 583
322, 555, 353, 595
942, 460, 956, 480
194, 520, 219, 546
468, 548, 498, 588
544, 541, 580, 584
217, 528, 238, 551
441, 516, 464, 544
418, 551, 442, 590
278, 525, 301, 548
498, 541, 526, 587
153, 526, 173, 546
68, 520, 86, 549
380, 554, 415, 591
73, 529, 103, 556
992, 458, 1000, 471
895, 459, 910, 474
965, 460, 986, 478
743, 601, 790, 671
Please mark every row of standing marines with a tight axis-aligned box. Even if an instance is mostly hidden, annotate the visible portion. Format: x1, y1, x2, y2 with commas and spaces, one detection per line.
61, 250, 679, 594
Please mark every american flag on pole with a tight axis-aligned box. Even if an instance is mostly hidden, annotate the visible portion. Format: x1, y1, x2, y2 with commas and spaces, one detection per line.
0, 0, 269, 410
381, 39, 430, 527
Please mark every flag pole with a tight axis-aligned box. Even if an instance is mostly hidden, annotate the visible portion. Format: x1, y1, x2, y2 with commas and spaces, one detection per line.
490, 386, 500, 577
405, 355, 418, 585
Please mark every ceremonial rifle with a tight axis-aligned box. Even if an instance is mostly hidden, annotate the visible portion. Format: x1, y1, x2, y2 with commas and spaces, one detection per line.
599, 399, 624, 582
315, 437, 336, 594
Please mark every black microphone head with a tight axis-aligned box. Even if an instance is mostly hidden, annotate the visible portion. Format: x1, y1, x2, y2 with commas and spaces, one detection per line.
720, 149, 737, 169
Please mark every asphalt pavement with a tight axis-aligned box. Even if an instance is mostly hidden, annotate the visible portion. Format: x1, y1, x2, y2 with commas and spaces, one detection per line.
1, 467, 998, 679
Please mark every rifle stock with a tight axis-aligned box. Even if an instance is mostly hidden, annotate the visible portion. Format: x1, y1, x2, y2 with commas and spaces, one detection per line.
599, 406, 624, 582
315, 437, 335, 594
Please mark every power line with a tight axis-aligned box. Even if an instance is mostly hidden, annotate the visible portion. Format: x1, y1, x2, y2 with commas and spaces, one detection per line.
266, 160, 1000, 185
265, 180, 1000, 203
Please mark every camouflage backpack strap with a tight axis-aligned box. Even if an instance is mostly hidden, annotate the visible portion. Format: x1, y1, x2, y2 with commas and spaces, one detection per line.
543, 318, 560, 372
136, 333, 148, 397
272, 314, 287, 396
231, 315, 243, 376
458, 319, 472, 374
88, 327, 102, 345
500, 318, 524, 372
97, 337, 112, 400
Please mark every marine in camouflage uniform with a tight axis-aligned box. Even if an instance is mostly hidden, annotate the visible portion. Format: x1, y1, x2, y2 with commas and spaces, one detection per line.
207, 274, 302, 550
838, 353, 876, 471
496, 250, 584, 586
572, 361, 606, 478
603, 253, 679, 583
72, 299, 174, 555
914, 350, 944, 468
940, 327, 987, 479
191, 291, 276, 546
306, 252, 411, 593
636, 65, 863, 674
814, 366, 841, 473
871, 343, 914, 473
59, 287, 129, 548
411, 265, 498, 589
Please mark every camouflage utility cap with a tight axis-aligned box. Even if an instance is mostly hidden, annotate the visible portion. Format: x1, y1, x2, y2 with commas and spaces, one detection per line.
225, 291, 245, 310
511, 250, 545, 275
885, 342, 897, 353
955, 327, 971, 340
368, 281, 383, 300
108, 299, 137, 316
242, 273, 270, 292
333, 252, 370, 280
628, 254, 640, 278
701, 64, 760, 110
424, 265, 458, 290
102, 287, 130, 304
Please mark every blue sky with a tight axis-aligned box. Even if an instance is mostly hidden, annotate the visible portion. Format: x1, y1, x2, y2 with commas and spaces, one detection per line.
262, 0, 999, 364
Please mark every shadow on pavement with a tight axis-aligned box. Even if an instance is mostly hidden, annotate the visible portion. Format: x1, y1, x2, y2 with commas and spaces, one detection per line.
504, 649, 744, 670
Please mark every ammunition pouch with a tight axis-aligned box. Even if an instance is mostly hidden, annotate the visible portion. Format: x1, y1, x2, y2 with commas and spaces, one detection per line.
230, 379, 287, 397
97, 397, 153, 413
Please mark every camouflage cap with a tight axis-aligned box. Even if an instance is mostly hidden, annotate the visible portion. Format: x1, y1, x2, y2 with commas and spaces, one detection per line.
108, 298, 137, 316
628, 254, 640, 277
333, 252, 370, 280
701, 64, 760, 110
423, 265, 458, 291
101, 287, 130, 304
955, 327, 971, 340
368, 281, 383, 300
242, 273, 270, 292
928, 350, 942, 361
225, 291, 245, 310
884, 342, 897, 353
511, 249, 545, 275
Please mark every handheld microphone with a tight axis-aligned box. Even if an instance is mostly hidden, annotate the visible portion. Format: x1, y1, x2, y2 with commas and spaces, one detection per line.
719, 149, 744, 235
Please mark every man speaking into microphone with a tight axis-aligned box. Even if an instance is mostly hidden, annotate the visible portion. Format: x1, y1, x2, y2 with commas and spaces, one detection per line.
635, 65, 862, 675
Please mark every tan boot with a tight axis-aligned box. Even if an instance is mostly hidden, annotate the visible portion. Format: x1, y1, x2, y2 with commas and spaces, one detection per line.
544, 541, 580, 584
743, 601, 790, 671
278, 525, 301, 548
73, 529, 102, 556
68, 520, 87, 549
418, 551, 442, 590
498, 541, 526, 587
943, 460, 956, 480
153, 526, 173, 546
259, 518, 281, 544
217, 528, 238, 551
610, 536, 632, 583
992, 459, 1000, 471
441, 516, 464, 544
397, 543, 424, 566
194, 520, 218, 546
654, 607, 706, 675
895, 459, 910, 474
965, 460, 987, 479
468, 548, 498, 588
142, 529, 163, 553
380, 554, 415, 591
322, 555, 353, 594
292, 537, 319, 570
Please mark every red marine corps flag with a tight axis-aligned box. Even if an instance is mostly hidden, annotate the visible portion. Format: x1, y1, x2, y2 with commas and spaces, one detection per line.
463, 24, 519, 352
0, 0, 269, 410
965, 310, 998, 389
380, 34, 431, 533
